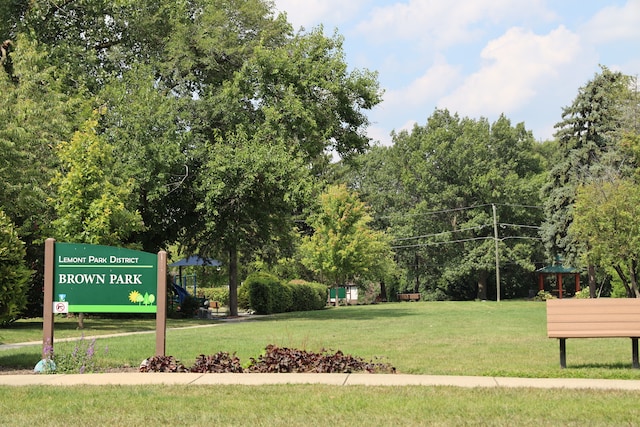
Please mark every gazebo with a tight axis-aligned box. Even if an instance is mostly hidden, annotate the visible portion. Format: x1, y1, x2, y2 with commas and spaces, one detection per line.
536, 256, 581, 298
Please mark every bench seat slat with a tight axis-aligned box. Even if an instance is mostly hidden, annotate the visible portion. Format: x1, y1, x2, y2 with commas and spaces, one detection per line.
548, 313, 640, 323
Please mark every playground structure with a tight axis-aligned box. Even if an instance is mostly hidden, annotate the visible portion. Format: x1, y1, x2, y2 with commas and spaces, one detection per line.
168, 256, 223, 314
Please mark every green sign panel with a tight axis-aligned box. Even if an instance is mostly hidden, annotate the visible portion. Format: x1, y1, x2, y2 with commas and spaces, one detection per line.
54, 243, 158, 313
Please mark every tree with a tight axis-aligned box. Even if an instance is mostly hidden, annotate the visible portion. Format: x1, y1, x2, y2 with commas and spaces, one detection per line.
571, 178, 640, 297
2, 0, 382, 317
345, 110, 545, 300
0, 209, 32, 325
98, 64, 193, 253
0, 34, 85, 316
541, 67, 635, 297
300, 184, 394, 306
189, 130, 312, 316
50, 114, 144, 246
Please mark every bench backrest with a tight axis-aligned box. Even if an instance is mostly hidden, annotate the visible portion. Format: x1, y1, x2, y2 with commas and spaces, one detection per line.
547, 298, 640, 338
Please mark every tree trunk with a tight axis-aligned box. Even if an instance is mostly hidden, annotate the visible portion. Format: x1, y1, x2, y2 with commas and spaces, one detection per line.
613, 264, 633, 298
629, 259, 640, 298
588, 264, 597, 298
477, 270, 488, 300
379, 281, 387, 302
228, 247, 238, 316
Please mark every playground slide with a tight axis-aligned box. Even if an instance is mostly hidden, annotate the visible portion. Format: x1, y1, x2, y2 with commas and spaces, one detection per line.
171, 282, 190, 304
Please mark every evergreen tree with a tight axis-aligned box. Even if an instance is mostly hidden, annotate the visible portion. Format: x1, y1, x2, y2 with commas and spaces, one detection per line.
541, 67, 633, 296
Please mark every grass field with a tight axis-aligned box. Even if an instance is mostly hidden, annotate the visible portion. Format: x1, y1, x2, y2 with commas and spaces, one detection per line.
2, 301, 640, 426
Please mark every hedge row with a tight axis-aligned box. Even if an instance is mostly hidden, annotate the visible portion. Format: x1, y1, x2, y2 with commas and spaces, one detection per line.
242, 272, 327, 315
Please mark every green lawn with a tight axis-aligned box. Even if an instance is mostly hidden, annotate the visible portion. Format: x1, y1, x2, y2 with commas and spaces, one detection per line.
2, 301, 640, 379
3, 301, 640, 426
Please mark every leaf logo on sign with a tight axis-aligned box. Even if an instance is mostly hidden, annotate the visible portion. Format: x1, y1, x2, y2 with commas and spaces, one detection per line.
128, 290, 155, 306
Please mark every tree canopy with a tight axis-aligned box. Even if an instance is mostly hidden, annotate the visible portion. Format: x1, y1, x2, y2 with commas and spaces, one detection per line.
2, 0, 640, 320
300, 184, 394, 305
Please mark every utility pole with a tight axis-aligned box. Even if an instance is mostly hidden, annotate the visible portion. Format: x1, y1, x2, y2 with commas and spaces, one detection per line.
492, 204, 500, 302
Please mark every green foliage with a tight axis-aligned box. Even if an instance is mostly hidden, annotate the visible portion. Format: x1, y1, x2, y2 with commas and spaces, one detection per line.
52, 336, 103, 374
244, 273, 326, 314
571, 178, 640, 297
199, 287, 229, 307
533, 290, 555, 301
287, 280, 327, 311
0, 210, 32, 325
339, 110, 545, 301
541, 67, 634, 265
237, 284, 250, 310
175, 295, 200, 319
190, 130, 312, 316
50, 114, 144, 245
300, 184, 394, 298
575, 288, 591, 299
246, 272, 279, 315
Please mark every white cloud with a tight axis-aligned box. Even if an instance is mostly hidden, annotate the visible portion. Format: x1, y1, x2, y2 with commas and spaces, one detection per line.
384, 59, 461, 109
272, 0, 365, 31
581, 0, 640, 44
437, 25, 582, 117
356, 0, 552, 48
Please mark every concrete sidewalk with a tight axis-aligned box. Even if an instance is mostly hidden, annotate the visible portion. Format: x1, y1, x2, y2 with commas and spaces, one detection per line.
2, 372, 640, 390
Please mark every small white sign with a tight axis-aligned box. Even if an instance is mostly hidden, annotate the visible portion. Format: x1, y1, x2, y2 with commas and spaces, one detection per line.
53, 301, 69, 314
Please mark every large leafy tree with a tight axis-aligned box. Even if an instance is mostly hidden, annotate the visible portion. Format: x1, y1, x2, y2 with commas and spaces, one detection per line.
571, 178, 640, 297
344, 110, 545, 300
2, 0, 382, 317
300, 184, 394, 306
190, 131, 311, 316
50, 114, 144, 246
0, 34, 85, 316
541, 67, 634, 296
178, 5, 381, 314
0, 209, 32, 325
98, 64, 193, 252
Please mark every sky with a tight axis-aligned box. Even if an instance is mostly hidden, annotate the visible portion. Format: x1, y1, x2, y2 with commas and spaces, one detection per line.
272, 0, 640, 146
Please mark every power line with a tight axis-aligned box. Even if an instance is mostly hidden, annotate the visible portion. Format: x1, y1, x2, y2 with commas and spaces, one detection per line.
379, 202, 543, 221
392, 225, 490, 242
391, 236, 492, 249
379, 204, 492, 220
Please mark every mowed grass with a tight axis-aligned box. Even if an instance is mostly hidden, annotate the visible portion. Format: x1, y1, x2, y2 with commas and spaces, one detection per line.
3, 301, 640, 426
1, 385, 640, 426
2, 301, 640, 379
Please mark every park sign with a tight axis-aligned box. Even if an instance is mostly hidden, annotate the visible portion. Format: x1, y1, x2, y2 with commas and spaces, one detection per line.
54, 242, 158, 313
43, 239, 168, 358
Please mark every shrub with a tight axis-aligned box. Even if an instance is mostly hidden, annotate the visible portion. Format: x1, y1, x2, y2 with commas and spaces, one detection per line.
139, 346, 396, 374
199, 287, 229, 306
0, 210, 32, 325
246, 272, 278, 314
53, 336, 103, 373
287, 280, 327, 311
575, 288, 591, 299
190, 352, 244, 373
139, 355, 189, 372
274, 281, 293, 313
246, 345, 396, 374
237, 284, 250, 310
534, 290, 555, 301
309, 282, 329, 309
168, 294, 200, 318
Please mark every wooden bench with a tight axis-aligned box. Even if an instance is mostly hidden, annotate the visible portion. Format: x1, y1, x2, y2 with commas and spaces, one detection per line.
546, 299, 640, 368
398, 293, 421, 302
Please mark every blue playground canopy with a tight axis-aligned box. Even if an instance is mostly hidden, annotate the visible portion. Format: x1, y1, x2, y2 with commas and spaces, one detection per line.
169, 256, 223, 304
168, 255, 222, 267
